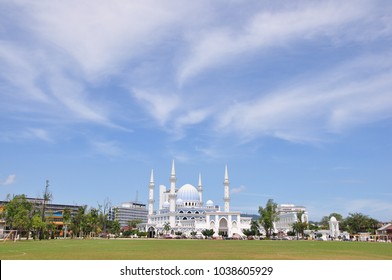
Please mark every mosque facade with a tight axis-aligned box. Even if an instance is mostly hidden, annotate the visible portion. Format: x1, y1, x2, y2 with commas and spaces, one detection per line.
144, 161, 251, 238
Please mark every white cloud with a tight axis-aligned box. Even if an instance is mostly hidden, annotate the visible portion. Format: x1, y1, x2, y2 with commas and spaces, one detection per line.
215, 52, 392, 143
91, 141, 122, 157
1, 0, 391, 147
132, 89, 181, 126
0, 42, 49, 103
26, 128, 52, 142
48, 73, 112, 125
1, 174, 16, 186
178, 1, 370, 84
0, 128, 52, 142
19, 0, 200, 79
231, 185, 246, 194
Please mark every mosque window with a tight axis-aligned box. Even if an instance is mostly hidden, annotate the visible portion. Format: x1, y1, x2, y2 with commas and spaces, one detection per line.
183, 217, 187, 220
187, 211, 192, 214
179, 211, 184, 213
195, 211, 199, 214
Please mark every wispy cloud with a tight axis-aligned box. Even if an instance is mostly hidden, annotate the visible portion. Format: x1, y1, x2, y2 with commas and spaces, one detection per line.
231, 185, 246, 194
1, 0, 391, 150
215, 52, 392, 143
177, 1, 371, 84
91, 141, 122, 157
0, 128, 52, 142
132, 89, 181, 127
1, 174, 16, 186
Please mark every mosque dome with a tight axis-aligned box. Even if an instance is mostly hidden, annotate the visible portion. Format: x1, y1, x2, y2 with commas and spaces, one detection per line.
176, 198, 184, 205
330, 216, 337, 222
206, 200, 214, 207
163, 201, 170, 208
177, 184, 200, 202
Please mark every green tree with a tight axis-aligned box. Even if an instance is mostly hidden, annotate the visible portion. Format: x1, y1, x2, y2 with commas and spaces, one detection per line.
201, 229, 214, 238
31, 214, 45, 240
62, 208, 71, 238
127, 219, 142, 230
108, 220, 121, 235
292, 211, 307, 239
87, 207, 100, 236
258, 199, 279, 239
344, 212, 379, 234
70, 206, 87, 238
250, 220, 260, 236
242, 229, 254, 237
319, 216, 330, 229
97, 198, 111, 234
3, 194, 34, 239
163, 222, 171, 234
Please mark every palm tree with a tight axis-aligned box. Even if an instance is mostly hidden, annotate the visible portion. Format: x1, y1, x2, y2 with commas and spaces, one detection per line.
163, 222, 171, 235
62, 208, 71, 238
250, 220, 260, 236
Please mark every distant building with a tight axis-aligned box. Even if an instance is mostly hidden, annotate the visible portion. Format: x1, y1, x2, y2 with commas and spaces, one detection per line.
0, 197, 82, 232
274, 204, 309, 233
376, 223, 392, 242
109, 201, 148, 228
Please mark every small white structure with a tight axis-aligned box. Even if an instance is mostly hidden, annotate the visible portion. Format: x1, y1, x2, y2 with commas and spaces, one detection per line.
305, 216, 349, 240
144, 161, 251, 238
328, 216, 340, 238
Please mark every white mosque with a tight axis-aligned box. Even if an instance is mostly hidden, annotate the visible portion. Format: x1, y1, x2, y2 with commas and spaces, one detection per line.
144, 161, 251, 238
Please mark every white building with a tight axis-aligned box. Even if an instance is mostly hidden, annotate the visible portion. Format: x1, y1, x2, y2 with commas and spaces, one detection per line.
274, 204, 309, 233
109, 201, 148, 228
144, 161, 251, 238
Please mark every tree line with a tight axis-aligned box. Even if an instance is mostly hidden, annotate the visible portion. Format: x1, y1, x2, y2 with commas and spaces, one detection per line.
0, 194, 121, 239
244, 199, 382, 239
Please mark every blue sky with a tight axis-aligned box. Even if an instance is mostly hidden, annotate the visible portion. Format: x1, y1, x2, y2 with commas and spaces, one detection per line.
1, 0, 391, 222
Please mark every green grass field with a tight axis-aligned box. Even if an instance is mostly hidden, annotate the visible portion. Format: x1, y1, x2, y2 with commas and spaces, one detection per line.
0, 239, 391, 260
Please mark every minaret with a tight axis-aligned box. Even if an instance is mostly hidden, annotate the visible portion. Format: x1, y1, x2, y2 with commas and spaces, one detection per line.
198, 173, 203, 203
223, 164, 230, 212
148, 169, 155, 223
169, 160, 177, 227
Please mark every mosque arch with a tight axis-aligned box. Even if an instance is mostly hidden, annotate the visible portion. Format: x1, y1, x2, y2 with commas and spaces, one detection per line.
148, 227, 156, 238
219, 218, 228, 237
210, 221, 215, 229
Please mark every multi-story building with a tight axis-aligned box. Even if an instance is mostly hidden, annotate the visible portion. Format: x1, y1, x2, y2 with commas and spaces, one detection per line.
274, 204, 309, 233
109, 201, 148, 228
0, 197, 82, 235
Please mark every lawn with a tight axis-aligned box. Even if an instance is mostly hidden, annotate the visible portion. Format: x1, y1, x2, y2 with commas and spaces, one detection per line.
0, 239, 391, 260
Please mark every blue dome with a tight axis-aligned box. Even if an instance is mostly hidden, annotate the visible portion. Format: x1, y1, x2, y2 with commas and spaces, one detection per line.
177, 184, 200, 202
